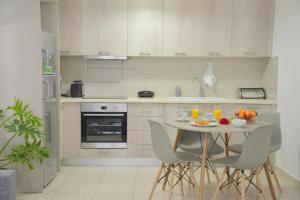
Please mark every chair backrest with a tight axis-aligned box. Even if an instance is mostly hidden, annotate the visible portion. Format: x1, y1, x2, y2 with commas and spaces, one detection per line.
148, 120, 179, 162
257, 112, 282, 151
232, 125, 273, 170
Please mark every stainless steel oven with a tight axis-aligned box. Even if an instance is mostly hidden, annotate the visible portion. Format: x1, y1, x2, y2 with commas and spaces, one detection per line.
81, 103, 127, 149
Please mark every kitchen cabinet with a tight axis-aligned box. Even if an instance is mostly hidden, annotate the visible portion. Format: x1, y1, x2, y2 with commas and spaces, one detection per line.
127, 103, 164, 158
82, 0, 127, 56
61, 103, 81, 158
197, 0, 233, 57
231, 0, 273, 57
163, 0, 198, 57
128, 0, 164, 56
58, 0, 82, 55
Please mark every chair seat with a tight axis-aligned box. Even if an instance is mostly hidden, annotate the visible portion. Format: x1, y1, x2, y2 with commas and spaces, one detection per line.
229, 142, 280, 154
211, 155, 240, 167
175, 151, 201, 162
228, 143, 244, 154
180, 143, 224, 156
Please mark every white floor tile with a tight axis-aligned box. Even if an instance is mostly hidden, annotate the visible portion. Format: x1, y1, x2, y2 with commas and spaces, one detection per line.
95, 182, 134, 195
55, 181, 99, 195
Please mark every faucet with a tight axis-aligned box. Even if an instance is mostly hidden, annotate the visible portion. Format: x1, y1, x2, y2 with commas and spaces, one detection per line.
192, 77, 205, 97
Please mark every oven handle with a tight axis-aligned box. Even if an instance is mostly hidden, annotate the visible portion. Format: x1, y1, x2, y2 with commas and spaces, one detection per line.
83, 113, 125, 117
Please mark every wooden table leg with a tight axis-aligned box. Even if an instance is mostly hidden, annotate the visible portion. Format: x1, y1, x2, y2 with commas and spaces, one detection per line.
198, 132, 209, 200
264, 161, 277, 200
224, 133, 230, 179
162, 129, 184, 191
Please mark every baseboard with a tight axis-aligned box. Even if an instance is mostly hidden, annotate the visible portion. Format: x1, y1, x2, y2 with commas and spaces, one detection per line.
275, 166, 300, 186
61, 157, 161, 166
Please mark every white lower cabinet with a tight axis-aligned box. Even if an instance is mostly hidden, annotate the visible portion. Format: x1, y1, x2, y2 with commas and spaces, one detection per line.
61, 103, 81, 158
61, 102, 275, 160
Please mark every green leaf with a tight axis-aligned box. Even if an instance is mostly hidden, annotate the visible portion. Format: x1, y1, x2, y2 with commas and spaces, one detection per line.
0, 98, 50, 170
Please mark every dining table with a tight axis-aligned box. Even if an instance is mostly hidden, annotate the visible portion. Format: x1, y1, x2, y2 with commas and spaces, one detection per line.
165, 119, 276, 200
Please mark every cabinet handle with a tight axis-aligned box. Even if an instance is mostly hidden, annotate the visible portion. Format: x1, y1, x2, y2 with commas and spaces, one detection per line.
208, 52, 222, 57
243, 52, 257, 56
98, 51, 111, 56
60, 50, 70, 55
174, 52, 187, 56
139, 52, 152, 56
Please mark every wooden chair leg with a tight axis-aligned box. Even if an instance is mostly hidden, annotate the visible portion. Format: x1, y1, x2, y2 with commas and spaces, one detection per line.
268, 158, 283, 193
256, 169, 268, 200
168, 166, 175, 200
179, 164, 184, 196
188, 163, 200, 196
212, 163, 220, 182
206, 166, 211, 184
264, 161, 277, 200
235, 170, 241, 200
212, 168, 227, 200
240, 172, 246, 200
162, 164, 171, 191
148, 163, 164, 200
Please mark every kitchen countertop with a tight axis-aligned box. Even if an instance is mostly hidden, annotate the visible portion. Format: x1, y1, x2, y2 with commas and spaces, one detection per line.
60, 97, 277, 105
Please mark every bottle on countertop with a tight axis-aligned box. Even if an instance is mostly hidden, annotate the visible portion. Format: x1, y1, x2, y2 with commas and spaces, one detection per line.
175, 85, 181, 97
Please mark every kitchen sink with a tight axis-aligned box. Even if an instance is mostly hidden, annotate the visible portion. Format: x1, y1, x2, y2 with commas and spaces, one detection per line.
167, 97, 225, 101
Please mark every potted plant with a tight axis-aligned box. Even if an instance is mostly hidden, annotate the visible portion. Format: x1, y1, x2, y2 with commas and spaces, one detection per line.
0, 99, 49, 200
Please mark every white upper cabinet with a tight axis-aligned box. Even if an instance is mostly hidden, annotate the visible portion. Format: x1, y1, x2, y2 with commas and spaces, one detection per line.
231, 0, 272, 57
197, 0, 233, 57
128, 0, 164, 57
163, 0, 197, 57
82, 0, 127, 56
58, 0, 82, 55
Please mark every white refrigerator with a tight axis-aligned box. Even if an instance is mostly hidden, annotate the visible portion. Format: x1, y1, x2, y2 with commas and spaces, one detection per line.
42, 32, 58, 186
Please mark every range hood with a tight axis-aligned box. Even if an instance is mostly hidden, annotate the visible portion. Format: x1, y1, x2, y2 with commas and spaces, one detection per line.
84, 55, 127, 60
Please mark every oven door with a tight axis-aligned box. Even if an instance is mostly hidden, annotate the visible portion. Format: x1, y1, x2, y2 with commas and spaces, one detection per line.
81, 112, 127, 149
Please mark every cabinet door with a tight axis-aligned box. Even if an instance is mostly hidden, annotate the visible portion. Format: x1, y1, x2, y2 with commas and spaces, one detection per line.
128, 0, 163, 56
231, 0, 271, 57
82, 0, 127, 56
163, 0, 197, 57
197, 0, 232, 57
58, 0, 82, 55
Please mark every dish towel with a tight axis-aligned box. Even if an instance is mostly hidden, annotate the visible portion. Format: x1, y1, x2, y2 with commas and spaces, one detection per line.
202, 62, 217, 89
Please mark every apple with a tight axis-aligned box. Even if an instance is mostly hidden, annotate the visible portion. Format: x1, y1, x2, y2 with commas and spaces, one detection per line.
219, 118, 229, 125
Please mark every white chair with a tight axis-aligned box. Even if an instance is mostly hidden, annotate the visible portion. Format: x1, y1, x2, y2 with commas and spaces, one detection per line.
211, 125, 273, 200
229, 112, 283, 193
148, 120, 200, 200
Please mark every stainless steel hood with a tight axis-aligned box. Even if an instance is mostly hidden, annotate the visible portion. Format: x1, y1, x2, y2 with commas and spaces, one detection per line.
84, 55, 127, 60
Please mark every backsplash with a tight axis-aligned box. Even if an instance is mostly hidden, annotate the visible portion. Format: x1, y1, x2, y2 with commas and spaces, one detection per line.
60, 57, 277, 98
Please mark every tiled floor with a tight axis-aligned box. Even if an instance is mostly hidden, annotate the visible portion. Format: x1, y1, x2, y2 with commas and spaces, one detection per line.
17, 166, 300, 200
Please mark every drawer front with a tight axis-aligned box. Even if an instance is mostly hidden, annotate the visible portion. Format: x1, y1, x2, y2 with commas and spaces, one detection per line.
198, 104, 236, 118
233, 104, 271, 114
128, 116, 164, 131
128, 103, 164, 117
128, 131, 152, 145
165, 104, 199, 118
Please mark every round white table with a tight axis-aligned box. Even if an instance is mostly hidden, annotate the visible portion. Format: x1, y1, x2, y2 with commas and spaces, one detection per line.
165, 119, 270, 200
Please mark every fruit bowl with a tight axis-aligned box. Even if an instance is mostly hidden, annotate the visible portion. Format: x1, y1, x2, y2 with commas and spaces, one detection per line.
235, 109, 257, 121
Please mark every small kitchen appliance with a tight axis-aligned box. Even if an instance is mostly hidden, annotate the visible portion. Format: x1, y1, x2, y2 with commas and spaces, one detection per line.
138, 91, 154, 98
237, 88, 266, 99
71, 80, 84, 97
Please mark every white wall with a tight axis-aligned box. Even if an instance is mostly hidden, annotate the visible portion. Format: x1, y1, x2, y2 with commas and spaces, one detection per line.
273, 0, 300, 181
0, 0, 44, 192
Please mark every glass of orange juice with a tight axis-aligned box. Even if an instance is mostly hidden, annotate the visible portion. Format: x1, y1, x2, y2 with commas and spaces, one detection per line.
213, 109, 222, 120
191, 109, 200, 119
